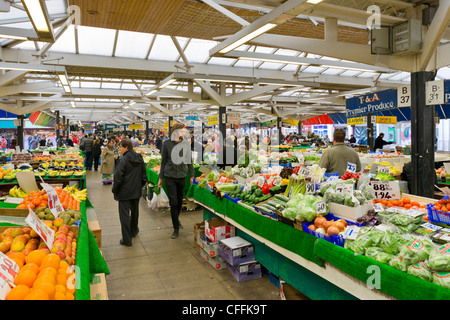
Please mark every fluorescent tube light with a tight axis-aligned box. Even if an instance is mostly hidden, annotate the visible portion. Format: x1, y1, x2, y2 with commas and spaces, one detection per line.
306, 0, 324, 4
219, 23, 277, 54
71, 101, 76, 108
22, 0, 50, 32
58, 74, 70, 86
63, 85, 71, 94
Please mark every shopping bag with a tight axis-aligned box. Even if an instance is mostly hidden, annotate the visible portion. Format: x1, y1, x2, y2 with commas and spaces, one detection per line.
149, 195, 159, 211
156, 188, 170, 208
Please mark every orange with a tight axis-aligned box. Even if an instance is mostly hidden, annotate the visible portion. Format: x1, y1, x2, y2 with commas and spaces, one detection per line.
35, 274, 56, 286
56, 274, 67, 286
24, 288, 49, 300
33, 282, 56, 299
38, 267, 58, 278
8, 252, 25, 265
404, 204, 412, 210
55, 284, 66, 294
54, 291, 66, 300
21, 263, 39, 274
14, 269, 37, 288
32, 198, 41, 206
25, 250, 47, 266
40, 253, 60, 270
59, 260, 70, 271
11, 258, 23, 269
6, 285, 31, 300
65, 292, 75, 300
402, 197, 411, 205
380, 199, 388, 206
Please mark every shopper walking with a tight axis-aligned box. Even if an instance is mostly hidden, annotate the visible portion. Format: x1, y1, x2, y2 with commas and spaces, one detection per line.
374, 133, 392, 151
80, 134, 94, 170
158, 123, 195, 239
101, 139, 115, 184
112, 139, 148, 246
92, 138, 102, 171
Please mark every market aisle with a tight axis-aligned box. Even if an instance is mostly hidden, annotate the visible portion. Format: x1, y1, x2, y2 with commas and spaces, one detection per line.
85, 170, 280, 300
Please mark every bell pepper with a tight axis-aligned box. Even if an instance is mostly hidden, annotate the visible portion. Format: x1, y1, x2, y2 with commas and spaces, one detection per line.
261, 183, 271, 195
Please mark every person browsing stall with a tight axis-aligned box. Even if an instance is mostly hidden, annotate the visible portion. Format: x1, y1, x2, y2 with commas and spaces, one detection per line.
158, 123, 195, 239
318, 129, 361, 177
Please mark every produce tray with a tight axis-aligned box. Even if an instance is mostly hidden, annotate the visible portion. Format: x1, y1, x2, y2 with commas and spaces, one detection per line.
302, 213, 363, 247
427, 195, 450, 225
224, 193, 240, 203
237, 200, 257, 213
275, 210, 305, 231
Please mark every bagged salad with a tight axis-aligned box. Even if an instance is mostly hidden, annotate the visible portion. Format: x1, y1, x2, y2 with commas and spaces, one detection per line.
399, 238, 434, 265
407, 262, 433, 282
432, 271, 450, 289
428, 244, 450, 271
389, 253, 409, 272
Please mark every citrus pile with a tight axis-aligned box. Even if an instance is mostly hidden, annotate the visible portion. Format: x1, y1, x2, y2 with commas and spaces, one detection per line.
373, 197, 423, 210
16, 187, 81, 211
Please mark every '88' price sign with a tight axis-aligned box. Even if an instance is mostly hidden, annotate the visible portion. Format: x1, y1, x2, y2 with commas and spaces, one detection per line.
370, 180, 401, 200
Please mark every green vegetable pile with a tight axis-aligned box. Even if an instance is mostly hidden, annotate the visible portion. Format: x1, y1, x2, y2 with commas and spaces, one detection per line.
282, 193, 328, 222
238, 184, 271, 206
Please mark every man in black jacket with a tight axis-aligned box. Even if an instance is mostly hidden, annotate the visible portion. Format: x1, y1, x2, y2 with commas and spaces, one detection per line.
374, 133, 392, 151
112, 139, 148, 246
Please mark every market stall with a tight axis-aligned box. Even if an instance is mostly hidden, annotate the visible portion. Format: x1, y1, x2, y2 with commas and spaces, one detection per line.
187, 156, 450, 300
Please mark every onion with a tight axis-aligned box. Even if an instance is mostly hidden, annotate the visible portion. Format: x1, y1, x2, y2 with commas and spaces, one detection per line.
322, 220, 333, 231
327, 226, 339, 236
333, 221, 345, 232
314, 217, 326, 228
316, 228, 326, 234
336, 219, 348, 228
308, 225, 317, 231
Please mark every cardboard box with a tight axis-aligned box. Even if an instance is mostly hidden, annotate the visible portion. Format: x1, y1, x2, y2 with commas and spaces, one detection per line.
88, 220, 102, 248
0, 208, 30, 218
279, 280, 310, 300
219, 236, 255, 266
193, 221, 205, 247
90, 273, 108, 300
329, 202, 373, 222
205, 217, 235, 243
199, 248, 226, 270
226, 260, 261, 282
197, 230, 220, 257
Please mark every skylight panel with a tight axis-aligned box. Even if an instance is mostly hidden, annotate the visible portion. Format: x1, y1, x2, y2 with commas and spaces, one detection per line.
115, 30, 155, 59
77, 26, 116, 56
183, 38, 216, 63
49, 24, 76, 53
147, 34, 179, 61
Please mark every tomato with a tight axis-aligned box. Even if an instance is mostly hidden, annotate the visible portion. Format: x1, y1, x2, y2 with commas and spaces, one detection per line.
404, 204, 412, 210
402, 197, 411, 205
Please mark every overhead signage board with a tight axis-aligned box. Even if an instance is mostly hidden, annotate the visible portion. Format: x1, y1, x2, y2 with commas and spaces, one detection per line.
374, 116, 397, 125
426, 80, 445, 105
445, 80, 450, 104
207, 115, 218, 126
227, 113, 241, 126
397, 85, 411, 107
347, 116, 367, 125
345, 89, 397, 118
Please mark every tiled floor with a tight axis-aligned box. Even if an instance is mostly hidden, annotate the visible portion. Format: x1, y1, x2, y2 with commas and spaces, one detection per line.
85, 170, 280, 300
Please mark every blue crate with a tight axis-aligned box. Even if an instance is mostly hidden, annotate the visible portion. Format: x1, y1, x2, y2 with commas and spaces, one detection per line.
427, 195, 450, 225
302, 213, 364, 247
324, 172, 339, 178
224, 193, 240, 203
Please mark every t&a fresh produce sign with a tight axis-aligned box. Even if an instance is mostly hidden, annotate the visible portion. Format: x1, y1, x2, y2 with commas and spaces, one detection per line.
346, 89, 397, 118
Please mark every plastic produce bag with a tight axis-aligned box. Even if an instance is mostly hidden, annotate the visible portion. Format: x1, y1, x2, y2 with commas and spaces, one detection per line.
389, 253, 408, 272
407, 262, 432, 282
399, 239, 434, 265
156, 188, 170, 209
432, 272, 450, 289
429, 244, 450, 271
375, 251, 394, 264
365, 247, 384, 259
380, 230, 411, 255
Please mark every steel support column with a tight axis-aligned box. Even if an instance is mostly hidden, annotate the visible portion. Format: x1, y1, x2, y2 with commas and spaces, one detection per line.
410, 71, 436, 198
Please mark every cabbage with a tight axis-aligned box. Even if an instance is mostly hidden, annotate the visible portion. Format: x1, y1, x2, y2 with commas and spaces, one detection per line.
407, 262, 432, 282
365, 247, 384, 259
399, 239, 434, 265
389, 254, 408, 272
433, 272, 450, 289
282, 207, 297, 220
375, 252, 394, 264
380, 231, 411, 255
429, 245, 450, 271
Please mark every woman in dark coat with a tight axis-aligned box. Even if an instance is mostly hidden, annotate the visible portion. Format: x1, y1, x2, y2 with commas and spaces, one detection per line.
92, 139, 102, 171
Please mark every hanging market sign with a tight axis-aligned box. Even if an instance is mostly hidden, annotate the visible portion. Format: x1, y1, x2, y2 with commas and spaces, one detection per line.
129, 124, 143, 130
28, 111, 56, 128
346, 89, 397, 118
372, 116, 397, 125
347, 116, 367, 125
208, 115, 218, 126
227, 113, 241, 126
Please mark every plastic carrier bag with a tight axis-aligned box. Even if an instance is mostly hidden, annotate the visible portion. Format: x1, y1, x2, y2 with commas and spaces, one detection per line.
149, 186, 169, 211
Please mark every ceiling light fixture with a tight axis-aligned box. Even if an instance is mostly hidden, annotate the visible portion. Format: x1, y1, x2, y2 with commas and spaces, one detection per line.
21, 0, 55, 42
219, 23, 277, 54
306, 0, 324, 4
57, 71, 72, 94
0, 34, 28, 41
146, 75, 178, 96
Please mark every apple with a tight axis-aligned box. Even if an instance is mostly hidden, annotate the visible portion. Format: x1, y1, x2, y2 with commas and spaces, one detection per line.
55, 251, 66, 260
53, 218, 64, 228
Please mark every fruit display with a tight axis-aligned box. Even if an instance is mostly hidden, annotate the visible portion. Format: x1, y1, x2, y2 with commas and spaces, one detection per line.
1, 224, 78, 300
341, 171, 361, 181
307, 215, 348, 236
8, 186, 30, 198
364, 161, 401, 174
16, 186, 87, 211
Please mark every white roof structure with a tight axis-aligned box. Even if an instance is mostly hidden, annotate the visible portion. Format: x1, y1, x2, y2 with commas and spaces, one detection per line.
0, 0, 449, 126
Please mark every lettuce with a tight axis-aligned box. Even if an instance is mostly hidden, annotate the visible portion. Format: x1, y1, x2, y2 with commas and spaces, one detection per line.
407, 262, 432, 282
429, 245, 450, 271
399, 239, 434, 265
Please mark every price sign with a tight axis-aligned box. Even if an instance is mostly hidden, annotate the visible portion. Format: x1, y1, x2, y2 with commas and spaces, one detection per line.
316, 201, 327, 214
342, 226, 360, 240
370, 180, 401, 200
0, 275, 11, 301
336, 184, 354, 194
41, 183, 64, 219
25, 207, 55, 250
0, 252, 19, 286
346, 162, 357, 173
299, 166, 311, 178
373, 203, 384, 212
306, 182, 316, 194
379, 166, 390, 174
326, 175, 338, 182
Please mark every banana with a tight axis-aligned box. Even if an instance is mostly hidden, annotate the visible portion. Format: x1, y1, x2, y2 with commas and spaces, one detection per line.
9, 186, 16, 197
